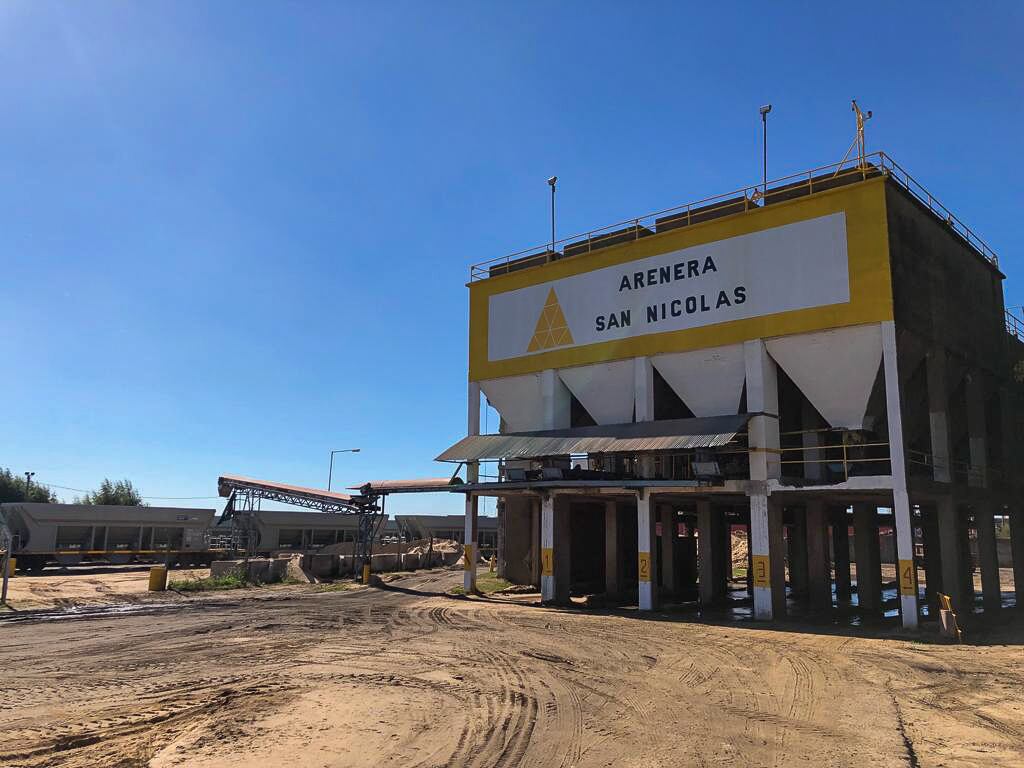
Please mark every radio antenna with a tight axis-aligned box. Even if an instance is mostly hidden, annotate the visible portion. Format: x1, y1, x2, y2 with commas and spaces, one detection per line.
834, 99, 873, 176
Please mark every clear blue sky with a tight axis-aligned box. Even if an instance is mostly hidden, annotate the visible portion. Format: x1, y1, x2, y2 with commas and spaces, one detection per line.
2, 2, 1021, 516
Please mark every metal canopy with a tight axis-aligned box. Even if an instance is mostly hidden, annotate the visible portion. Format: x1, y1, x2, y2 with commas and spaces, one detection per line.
435, 414, 753, 463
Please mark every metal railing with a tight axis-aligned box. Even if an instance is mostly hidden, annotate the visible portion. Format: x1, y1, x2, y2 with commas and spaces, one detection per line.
778, 428, 890, 482
1006, 307, 1024, 340
471, 151, 999, 280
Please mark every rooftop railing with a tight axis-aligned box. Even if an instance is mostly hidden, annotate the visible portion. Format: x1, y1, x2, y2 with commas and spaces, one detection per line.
471, 151, 999, 280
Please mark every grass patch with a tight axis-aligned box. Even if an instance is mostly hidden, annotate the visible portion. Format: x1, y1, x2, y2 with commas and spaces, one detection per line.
312, 581, 360, 593
450, 571, 512, 596
169, 573, 251, 592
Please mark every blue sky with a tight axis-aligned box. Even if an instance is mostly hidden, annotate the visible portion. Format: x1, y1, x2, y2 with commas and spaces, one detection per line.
2, 2, 1021, 516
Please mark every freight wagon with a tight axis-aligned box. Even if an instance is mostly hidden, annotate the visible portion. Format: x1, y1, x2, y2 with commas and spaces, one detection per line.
1, 502, 216, 572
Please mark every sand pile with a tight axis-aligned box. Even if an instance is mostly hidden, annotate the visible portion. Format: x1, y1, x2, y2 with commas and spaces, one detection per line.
731, 529, 749, 570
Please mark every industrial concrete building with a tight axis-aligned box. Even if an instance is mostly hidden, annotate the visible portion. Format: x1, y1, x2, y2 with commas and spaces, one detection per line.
439, 152, 1024, 629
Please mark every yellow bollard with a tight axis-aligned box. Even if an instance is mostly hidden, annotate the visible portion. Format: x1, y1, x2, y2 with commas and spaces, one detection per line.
148, 565, 168, 592
362, 563, 371, 584
7, 557, 16, 578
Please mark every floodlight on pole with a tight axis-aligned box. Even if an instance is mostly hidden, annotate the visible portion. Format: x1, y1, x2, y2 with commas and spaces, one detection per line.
547, 176, 557, 262
759, 104, 772, 197
328, 449, 360, 491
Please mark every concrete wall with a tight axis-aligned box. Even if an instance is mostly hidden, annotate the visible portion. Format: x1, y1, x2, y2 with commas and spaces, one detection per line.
886, 182, 1005, 372
499, 497, 535, 584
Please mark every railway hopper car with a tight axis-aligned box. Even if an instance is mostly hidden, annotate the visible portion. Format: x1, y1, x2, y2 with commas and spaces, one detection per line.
223, 509, 371, 554
1, 502, 215, 572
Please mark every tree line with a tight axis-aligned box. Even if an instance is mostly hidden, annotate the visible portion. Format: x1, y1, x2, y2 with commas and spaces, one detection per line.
0, 470, 144, 505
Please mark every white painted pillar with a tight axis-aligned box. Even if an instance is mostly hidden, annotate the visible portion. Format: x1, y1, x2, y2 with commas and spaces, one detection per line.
749, 494, 772, 619
464, 381, 481, 593
540, 494, 555, 602
637, 493, 655, 610
540, 369, 570, 429
882, 321, 919, 628
634, 357, 655, 477
744, 339, 780, 620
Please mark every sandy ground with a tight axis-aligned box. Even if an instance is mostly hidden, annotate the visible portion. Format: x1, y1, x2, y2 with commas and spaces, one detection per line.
1, 566, 213, 611
2, 569, 1024, 768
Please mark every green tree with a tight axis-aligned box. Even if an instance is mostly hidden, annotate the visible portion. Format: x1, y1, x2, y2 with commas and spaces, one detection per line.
0, 468, 57, 505
76, 478, 146, 506
0, 468, 57, 503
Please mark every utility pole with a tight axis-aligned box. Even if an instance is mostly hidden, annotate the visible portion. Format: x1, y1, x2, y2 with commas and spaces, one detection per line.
547, 176, 557, 262
759, 104, 772, 197
1, 503, 10, 606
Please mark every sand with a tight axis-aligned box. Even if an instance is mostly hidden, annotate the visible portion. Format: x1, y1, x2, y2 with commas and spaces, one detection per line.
1, 568, 1023, 767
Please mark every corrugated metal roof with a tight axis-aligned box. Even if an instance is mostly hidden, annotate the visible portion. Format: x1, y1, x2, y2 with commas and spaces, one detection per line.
435, 414, 752, 462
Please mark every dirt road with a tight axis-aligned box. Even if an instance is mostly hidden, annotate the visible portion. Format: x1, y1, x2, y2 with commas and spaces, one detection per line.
2, 569, 1023, 767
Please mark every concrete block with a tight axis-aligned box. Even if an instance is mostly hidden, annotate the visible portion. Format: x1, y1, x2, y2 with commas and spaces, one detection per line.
441, 551, 461, 567
372, 553, 400, 572
402, 552, 421, 570
211, 560, 245, 578
210, 558, 284, 584
309, 554, 338, 578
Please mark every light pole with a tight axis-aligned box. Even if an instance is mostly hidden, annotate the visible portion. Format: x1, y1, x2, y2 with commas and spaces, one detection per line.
547, 176, 557, 261
759, 104, 772, 198
23, 471, 35, 501
327, 449, 360, 491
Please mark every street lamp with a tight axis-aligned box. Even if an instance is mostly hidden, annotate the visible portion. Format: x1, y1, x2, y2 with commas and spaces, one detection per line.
547, 176, 557, 261
759, 104, 772, 197
24, 471, 35, 501
328, 449, 360, 491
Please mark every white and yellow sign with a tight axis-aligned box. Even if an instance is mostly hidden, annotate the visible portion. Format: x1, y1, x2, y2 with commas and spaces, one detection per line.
469, 178, 893, 381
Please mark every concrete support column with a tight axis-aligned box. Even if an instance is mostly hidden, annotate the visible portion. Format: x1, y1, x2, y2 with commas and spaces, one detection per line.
530, 498, 541, 588
832, 509, 852, 601
966, 372, 988, 488
805, 501, 832, 611
745, 338, 781, 620
787, 514, 809, 598
553, 496, 572, 604
463, 495, 479, 593
926, 348, 952, 483
718, 514, 732, 594
540, 369, 571, 430
749, 495, 775, 618
883, 320, 919, 628
700, 505, 716, 606
768, 499, 787, 618
920, 505, 943, 614
659, 504, 677, 596
936, 497, 968, 614
853, 504, 882, 616
1010, 508, 1024, 608
604, 501, 622, 600
975, 505, 1001, 613
637, 493, 659, 610
634, 357, 656, 478
802, 400, 823, 482
464, 380, 481, 594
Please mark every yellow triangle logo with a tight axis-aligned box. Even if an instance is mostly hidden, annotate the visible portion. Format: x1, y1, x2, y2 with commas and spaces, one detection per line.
527, 288, 574, 352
